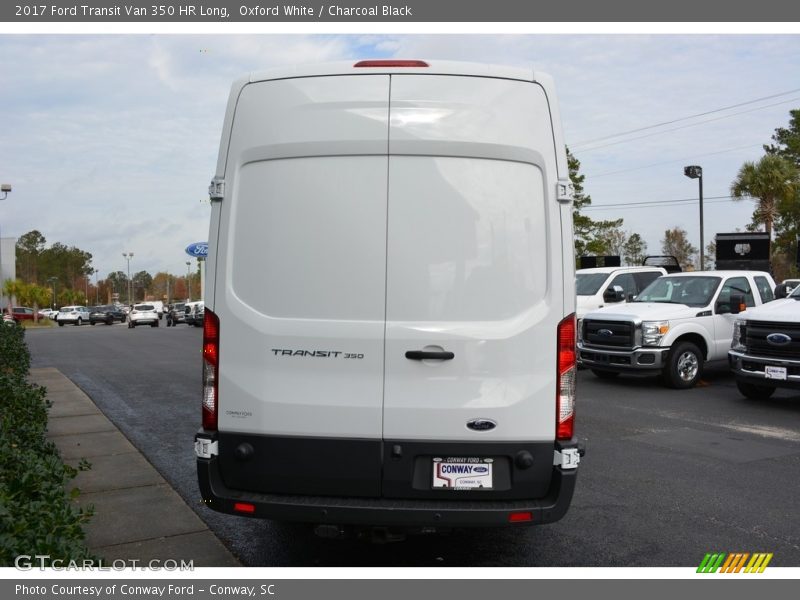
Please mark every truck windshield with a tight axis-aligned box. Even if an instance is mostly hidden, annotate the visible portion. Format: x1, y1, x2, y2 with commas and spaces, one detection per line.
635, 276, 721, 307
789, 285, 800, 299
576, 273, 609, 296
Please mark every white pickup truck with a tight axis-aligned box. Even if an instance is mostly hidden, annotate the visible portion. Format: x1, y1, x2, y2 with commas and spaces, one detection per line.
729, 283, 800, 399
578, 270, 776, 389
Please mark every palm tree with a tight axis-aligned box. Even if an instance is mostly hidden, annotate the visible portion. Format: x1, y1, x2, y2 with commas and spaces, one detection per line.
27, 285, 52, 324
730, 154, 799, 237
2, 278, 26, 314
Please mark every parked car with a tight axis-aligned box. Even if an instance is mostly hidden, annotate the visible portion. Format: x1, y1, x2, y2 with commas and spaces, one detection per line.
55, 306, 91, 326
127, 304, 159, 328
38, 308, 57, 319
89, 305, 127, 325
193, 302, 204, 327
128, 304, 159, 328
166, 302, 186, 326
185, 301, 204, 326
7, 307, 36, 322
579, 270, 777, 388
576, 266, 667, 321
729, 282, 800, 400
782, 279, 800, 294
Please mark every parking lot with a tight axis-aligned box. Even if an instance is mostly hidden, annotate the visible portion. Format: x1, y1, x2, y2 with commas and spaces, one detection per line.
25, 321, 800, 567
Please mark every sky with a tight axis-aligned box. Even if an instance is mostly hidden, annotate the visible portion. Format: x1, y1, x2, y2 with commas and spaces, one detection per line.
1, 33, 799, 281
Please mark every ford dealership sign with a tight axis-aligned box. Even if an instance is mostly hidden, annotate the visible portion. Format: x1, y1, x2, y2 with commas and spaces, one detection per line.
185, 242, 208, 258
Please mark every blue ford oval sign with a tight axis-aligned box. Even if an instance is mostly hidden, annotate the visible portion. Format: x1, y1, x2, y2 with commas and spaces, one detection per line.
185, 242, 208, 258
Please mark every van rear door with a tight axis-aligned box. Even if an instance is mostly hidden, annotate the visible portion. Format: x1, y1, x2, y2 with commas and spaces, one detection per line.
382, 75, 563, 444
214, 75, 390, 497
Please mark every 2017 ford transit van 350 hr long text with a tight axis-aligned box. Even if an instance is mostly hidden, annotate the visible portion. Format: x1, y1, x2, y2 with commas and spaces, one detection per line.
195, 60, 581, 533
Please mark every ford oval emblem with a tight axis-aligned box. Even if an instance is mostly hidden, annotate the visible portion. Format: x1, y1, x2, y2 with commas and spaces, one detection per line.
766, 333, 792, 346
598, 328, 614, 337
185, 242, 209, 258
467, 419, 497, 432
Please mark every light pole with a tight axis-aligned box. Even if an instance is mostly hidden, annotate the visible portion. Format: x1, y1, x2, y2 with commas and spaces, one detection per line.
186, 261, 191, 301
122, 252, 134, 304
684, 165, 704, 271
47, 277, 57, 310
95, 269, 100, 304
0, 184, 12, 308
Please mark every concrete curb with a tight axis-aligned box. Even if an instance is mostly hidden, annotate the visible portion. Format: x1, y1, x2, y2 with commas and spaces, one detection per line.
30, 367, 241, 567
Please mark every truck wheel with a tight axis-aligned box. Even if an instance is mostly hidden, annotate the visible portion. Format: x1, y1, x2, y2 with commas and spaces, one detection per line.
736, 381, 775, 400
591, 369, 620, 379
58, 322, 64, 327
664, 342, 703, 389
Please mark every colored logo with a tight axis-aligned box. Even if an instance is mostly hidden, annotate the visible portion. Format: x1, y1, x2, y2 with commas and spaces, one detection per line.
185, 242, 208, 258
598, 329, 614, 337
697, 552, 773, 573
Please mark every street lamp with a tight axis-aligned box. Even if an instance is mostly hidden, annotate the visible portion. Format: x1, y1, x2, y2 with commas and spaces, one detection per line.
0, 184, 12, 307
122, 252, 134, 304
186, 261, 191, 301
47, 277, 57, 310
684, 165, 704, 271
95, 269, 100, 304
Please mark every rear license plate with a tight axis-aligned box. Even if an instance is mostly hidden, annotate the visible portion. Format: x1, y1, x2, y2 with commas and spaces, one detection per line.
432, 457, 493, 490
765, 366, 787, 380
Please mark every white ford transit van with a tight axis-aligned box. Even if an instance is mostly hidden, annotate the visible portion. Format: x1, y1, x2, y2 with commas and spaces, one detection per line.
195, 60, 581, 533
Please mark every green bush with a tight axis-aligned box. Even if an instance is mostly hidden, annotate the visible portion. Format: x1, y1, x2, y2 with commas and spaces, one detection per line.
0, 323, 95, 566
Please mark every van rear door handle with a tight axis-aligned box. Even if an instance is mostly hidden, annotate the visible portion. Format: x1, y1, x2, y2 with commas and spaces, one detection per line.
405, 350, 455, 361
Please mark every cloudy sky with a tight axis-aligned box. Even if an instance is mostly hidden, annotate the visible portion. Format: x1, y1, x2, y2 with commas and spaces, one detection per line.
1, 34, 799, 280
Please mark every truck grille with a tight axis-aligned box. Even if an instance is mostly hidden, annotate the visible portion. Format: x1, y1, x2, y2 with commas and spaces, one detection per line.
745, 321, 800, 359
583, 319, 635, 348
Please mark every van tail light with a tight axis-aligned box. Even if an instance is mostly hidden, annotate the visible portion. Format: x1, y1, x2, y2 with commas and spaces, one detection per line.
202, 308, 219, 431
354, 59, 429, 68
557, 314, 576, 440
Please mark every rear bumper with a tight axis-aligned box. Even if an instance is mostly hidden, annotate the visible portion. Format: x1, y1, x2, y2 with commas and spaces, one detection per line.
195, 431, 580, 528
729, 350, 800, 390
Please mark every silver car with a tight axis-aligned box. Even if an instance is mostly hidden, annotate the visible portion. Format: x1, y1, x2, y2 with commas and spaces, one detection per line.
56, 306, 91, 326
127, 304, 159, 328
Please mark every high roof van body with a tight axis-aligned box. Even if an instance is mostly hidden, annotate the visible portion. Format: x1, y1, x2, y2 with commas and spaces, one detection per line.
196, 60, 580, 532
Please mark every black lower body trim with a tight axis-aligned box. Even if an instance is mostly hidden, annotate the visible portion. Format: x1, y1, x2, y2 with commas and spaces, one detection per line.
197, 433, 579, 528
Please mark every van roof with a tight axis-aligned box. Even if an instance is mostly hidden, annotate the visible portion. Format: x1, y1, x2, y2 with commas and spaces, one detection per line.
247, 60, 539, 85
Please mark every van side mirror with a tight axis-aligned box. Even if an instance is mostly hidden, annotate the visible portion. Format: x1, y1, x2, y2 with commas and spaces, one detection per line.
774, 283, 788, 299
603, 285, 625, 303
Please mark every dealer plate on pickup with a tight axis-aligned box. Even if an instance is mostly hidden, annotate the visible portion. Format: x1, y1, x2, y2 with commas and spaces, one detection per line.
432, 457, 493, 490
765, 365, 787, 380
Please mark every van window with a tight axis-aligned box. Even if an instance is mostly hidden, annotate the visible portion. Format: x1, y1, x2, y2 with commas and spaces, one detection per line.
386, 157, 547, 321
231, 156, 387, 320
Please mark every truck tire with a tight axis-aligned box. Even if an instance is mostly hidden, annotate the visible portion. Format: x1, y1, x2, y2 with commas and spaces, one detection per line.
591, 369, 620, 379
736, 380, 776, 400
664, 341, 703, 389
